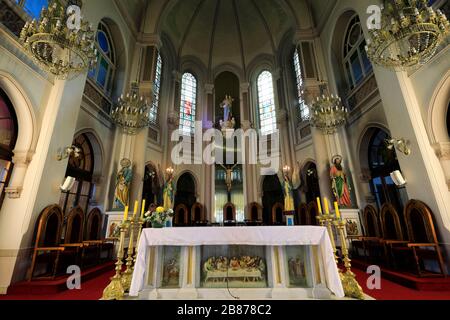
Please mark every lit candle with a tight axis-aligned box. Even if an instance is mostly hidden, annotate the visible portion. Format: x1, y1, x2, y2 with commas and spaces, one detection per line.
123, 206, 129, 222
316, 197, 323, 215
334, 201, 341, 220
133, 200, 138, 218
324, 198, 330, 215
140, 199, 146, 219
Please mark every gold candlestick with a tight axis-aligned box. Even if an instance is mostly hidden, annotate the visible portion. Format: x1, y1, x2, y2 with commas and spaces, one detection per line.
101, 220, 130, 300
121, 218, 136, 292
317, 213, 339, 264
333, 219, 365, 300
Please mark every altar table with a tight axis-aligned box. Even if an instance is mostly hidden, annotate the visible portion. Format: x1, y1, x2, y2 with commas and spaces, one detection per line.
129, 226, 344, 299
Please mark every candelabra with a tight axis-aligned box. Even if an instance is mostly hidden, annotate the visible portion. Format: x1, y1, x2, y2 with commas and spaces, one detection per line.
121, 219, 137, 293
309, 95, 348, 135
111, 83, 152, 135
101, 220, 129, 300
19, 0, 97, 79
366, 0, 450, 70
334, 219, 365, 300
316, 213, 339, 265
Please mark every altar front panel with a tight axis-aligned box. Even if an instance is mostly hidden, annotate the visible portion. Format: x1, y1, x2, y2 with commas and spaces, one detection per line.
131, 227, 344, 299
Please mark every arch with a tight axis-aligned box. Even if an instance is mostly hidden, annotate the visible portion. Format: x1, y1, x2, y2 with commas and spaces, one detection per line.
73, 129, 104, 180
174, 170, 199, 196
174, 171, 198, 213
213, 63, 245, 84
91, 17, 129, 98
428, 69, 450, 144
247, 54, 276, 84
0, 72, 37, 197
301, 161, 321, 204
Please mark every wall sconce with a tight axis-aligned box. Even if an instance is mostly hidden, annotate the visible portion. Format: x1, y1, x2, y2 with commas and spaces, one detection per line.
390, 170, 407, 187
283, 165, 291, 175
165, 167, 175, 176
385, 138, 411, 156
60, 176, 76, 192
57, 145, 81, 161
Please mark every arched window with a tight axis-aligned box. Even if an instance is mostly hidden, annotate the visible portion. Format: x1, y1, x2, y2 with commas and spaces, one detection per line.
343, 15, 372, 90
293, 48, 309, 121
257, 71, 277, 135
368, 129, 403, 211
150, 52, 163, 125
16, 0, 48, 18
179, 73, 197, 136
59, 134, 94, 215
88, 21, 116, 94
0, 89, 18, 206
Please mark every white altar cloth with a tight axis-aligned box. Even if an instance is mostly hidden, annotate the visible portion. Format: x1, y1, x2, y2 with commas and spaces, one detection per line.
129, 226, 344, 298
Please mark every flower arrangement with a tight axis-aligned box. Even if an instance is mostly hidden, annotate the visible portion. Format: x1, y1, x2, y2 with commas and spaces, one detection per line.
144, 207, 174, 228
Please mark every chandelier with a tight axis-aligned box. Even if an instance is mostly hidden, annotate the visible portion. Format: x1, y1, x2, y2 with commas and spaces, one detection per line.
111, 84, 152, 135
309, 95, 348, 135
19, 0, 97, 79
366, 0, 450, 70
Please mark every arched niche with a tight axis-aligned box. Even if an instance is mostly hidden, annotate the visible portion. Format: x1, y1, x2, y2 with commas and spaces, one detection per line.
428, 70, 450, 190
214, 71, 240, 128
0, 72, 37, 199
174, 171, 198, 212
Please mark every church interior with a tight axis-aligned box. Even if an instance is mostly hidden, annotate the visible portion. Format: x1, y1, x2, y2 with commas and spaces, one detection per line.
0, 0, 450, 301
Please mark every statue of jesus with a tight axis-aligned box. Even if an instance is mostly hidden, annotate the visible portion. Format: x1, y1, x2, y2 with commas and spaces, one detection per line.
219, 163, 238, 192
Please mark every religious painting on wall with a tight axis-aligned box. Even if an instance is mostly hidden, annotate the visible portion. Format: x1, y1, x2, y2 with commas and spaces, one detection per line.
345, 218, 360, 236
161, 246, 181, 288
285, 246, 311, 288
200, 245, 268, 289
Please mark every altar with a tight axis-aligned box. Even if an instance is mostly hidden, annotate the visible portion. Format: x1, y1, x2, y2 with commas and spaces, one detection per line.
129, 226, 344, 300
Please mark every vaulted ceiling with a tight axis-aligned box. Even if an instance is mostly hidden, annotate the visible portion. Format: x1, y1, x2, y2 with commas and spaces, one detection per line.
116, 0, 336, 72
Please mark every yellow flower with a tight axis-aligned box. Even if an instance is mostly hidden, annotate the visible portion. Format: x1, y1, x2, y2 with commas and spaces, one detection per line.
156, 206, 165, 213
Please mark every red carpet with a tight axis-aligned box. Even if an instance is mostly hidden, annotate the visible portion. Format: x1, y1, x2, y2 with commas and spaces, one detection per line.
1, 267, 450, 300
353, 267, 450, 300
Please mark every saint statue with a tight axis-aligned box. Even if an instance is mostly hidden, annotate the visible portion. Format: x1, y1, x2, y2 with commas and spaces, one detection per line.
221, 95, 233, 122
330, 155, 352, 207
281, 171, 295, 215
278, 164, 301, 216
113, 158, 133, 210
162, 167, 176, 211
219, 95, 235, 130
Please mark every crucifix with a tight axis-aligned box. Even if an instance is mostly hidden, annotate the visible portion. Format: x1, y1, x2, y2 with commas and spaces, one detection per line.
219, 163, 238, 201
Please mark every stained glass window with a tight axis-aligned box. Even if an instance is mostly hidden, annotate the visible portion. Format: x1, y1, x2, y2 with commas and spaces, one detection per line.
88, 21, 116, 95
257, 71, 277, 135
343, 15, 372, 90
16, 0, 48, 19
150, 52, 162, 125
179, 73, 197, 136
293, 48, 309, 122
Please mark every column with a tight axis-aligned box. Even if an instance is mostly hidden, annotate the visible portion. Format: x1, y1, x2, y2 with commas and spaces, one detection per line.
0, 76, 87, 293
204, 84, 214, 221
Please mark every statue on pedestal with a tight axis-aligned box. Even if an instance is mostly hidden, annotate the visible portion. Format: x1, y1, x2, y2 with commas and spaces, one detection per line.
279, 163, 302, 216
330, 155, 352, 208
161, 166, 176, 211
219, 95, 236, 131
113, 158, 133, 210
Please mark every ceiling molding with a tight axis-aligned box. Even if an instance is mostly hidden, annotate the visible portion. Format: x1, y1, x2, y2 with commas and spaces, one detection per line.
113, 0, 139, 38
231, 0, 246, 77
208, 0, 222, 77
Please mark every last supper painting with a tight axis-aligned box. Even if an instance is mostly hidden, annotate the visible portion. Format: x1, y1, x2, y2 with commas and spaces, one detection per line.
0, 0, 450, 311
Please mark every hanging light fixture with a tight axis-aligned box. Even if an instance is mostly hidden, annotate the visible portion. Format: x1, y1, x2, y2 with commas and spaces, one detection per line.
19, 0, 97, 79
366, 0, 450, 70
309, 94, 348, 135
111, 83, 152, 135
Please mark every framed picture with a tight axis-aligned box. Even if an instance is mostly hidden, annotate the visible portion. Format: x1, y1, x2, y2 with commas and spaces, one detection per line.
345, 218, 360, 236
